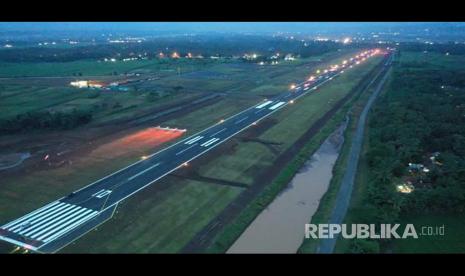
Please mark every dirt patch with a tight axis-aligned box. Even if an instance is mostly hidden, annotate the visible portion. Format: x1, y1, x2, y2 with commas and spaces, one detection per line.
169, 172, 248, 188
90, 127, 185, 160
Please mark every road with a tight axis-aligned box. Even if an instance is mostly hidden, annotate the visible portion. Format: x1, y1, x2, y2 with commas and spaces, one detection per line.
0, 49, 383, 253
316, 52, 393, 253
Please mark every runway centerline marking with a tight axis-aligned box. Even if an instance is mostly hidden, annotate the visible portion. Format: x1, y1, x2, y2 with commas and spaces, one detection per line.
175, 143, 198, 156
234, 116, 249, 124
127, 162, 161, 181
210, 128, 227, 137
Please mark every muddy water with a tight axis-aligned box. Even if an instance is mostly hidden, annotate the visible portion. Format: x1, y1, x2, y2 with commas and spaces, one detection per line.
227, 120, 348, 253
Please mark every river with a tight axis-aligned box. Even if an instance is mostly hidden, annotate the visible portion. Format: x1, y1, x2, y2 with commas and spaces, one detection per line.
227, 119, 348, 253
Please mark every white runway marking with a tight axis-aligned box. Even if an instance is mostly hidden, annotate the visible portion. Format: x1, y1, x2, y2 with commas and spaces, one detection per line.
25, 206, 83, 237
234, 116, 249, 124
93, 190, 112, 199
255, 108, 267, 114
200, 138, 220, 147
127, 162, 161, 181
210, 128, 227, 137
18, 204, 76, 235
42, 211, 98, 242
2, 201, 98, 242
185, 136, 203, 145
30, 208, 89, 239
9, 203, 67, 232
175, 143, 198, 156
1, 201, 60, 230
255, 100, 273, 109
269, 101, 286, 110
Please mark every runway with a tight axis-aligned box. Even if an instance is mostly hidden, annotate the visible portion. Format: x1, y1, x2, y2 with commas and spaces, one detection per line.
0, 49, 386, 253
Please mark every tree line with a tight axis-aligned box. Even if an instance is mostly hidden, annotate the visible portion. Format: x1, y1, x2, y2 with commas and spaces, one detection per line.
0, 109, 92, 134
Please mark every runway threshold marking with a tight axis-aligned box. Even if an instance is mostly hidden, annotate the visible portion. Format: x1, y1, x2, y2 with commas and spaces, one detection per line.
1, 202, 98, 242
127, 162, 161, 181
1, 201, 60, 230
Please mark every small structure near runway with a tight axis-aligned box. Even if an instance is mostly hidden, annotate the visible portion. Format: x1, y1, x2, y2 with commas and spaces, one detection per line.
154, 126, 187, 132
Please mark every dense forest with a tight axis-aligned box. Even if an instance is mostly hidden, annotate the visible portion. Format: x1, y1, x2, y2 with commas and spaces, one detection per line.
348, 50, 465, 252
0, 109, 92, 134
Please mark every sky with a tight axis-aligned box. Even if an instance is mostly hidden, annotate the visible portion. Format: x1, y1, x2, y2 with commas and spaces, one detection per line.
0, 22, 463, 33
1, 22, 464, 41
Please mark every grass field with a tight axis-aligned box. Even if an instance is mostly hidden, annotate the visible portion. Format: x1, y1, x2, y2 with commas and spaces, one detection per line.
199, 57, 382, 185
398, 51, 465, 70
0, 81, 199, 124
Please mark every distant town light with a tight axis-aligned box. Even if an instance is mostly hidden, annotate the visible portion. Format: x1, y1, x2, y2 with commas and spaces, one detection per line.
70, 80, 89, 88
342, 37, 351, 44
171, 52, 180, 58
397, 183, 414, 194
